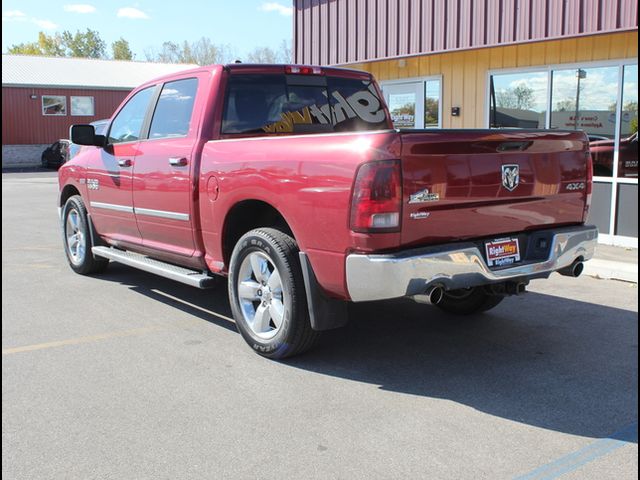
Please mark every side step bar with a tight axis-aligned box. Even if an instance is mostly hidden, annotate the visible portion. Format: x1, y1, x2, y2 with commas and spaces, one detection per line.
92, 247, 218, 289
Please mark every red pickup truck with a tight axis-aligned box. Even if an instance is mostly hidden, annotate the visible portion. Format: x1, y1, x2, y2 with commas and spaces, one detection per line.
59, 64, 597, 358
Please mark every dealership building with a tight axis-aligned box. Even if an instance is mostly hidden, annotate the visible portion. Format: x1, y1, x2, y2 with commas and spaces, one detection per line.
293, 0, 638, 247
1, 55, 196, 168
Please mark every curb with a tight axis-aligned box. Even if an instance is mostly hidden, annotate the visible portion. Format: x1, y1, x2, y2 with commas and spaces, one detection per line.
584, 259, 638, 283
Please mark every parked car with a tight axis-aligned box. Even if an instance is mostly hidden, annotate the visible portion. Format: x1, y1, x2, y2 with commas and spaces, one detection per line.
587, 134, 611, 143
41, 140, 72, 169
59, 63, 597, 359
590, 132, 638, 177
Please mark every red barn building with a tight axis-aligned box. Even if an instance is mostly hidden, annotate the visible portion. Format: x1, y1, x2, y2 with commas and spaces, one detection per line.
2, 55, 197, 167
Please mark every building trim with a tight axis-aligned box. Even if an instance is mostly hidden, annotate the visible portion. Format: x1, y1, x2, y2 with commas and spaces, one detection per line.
2, 84, 133, 91
342, 29, 639, 67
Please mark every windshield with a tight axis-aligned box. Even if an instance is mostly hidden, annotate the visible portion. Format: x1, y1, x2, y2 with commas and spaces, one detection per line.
222, 74, 389, 135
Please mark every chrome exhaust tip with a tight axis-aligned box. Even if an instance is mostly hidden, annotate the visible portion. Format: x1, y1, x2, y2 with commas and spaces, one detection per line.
413, 285, 445, 305
559, 260, 584, 278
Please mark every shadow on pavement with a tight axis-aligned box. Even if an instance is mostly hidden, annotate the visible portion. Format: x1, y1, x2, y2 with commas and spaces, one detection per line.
97, 262, 638, 442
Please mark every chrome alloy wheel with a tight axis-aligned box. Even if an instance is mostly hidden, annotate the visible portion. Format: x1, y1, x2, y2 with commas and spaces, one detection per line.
237, 252, 285, 339
65, 208, 86, 265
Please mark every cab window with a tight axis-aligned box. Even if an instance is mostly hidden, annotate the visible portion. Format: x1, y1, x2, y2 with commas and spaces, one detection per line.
108, 87, 155, 144
149, 78, 198, 139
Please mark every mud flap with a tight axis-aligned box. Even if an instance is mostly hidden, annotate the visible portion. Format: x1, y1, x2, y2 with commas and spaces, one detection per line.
299, 252, 349, 331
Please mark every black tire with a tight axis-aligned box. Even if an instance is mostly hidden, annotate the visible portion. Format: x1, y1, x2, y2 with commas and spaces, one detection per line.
62, 195, 109, 275
435, 287, 504, 315
228, 228, 318, 359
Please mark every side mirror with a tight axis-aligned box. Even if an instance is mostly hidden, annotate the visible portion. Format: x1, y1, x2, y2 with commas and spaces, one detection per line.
70, 124, 106, 147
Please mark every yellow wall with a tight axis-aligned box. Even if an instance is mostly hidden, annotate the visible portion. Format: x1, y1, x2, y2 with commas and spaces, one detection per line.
348, 31, 638, 129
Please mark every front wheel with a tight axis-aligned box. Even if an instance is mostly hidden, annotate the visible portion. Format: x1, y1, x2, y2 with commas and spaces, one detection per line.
62, 195, 109, 275
228, 228, 318, 359
435, 287, 504, 315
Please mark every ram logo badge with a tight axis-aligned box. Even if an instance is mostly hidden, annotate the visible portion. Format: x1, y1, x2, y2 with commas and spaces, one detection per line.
502, 164, 520, 191
408, 188, 440, 204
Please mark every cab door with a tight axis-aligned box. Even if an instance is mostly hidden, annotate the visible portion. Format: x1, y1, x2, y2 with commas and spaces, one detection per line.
86, 86, 156, 245
131, 77, 201, 257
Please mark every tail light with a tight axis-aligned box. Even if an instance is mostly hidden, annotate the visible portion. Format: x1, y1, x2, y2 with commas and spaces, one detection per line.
583, 152, 593, 221
350, 160, 402, 233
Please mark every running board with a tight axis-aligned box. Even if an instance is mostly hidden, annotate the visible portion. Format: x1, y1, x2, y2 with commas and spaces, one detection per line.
92, 247, 217, 289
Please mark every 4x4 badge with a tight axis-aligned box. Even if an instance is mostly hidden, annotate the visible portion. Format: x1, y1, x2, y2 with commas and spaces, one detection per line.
502, 164, 520, 191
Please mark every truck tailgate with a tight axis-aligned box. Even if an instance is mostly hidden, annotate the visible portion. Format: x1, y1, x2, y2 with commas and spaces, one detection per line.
400, 130, 590, 247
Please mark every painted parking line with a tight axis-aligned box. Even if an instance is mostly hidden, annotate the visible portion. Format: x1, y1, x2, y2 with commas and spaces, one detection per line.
2, 326, 164, 355
514, 422, 638, 480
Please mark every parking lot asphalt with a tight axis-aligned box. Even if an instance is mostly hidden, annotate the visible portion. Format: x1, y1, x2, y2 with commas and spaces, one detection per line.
2, 171, 638, 480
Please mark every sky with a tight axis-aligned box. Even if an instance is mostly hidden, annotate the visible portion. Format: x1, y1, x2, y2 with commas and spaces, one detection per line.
2, 1, 294, 61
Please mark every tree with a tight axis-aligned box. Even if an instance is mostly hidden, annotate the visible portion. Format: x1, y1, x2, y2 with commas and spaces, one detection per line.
8, 29, 106, 58
245, 40, 292, 63
112, 38, 133, 60
496, 84, 535, 110
623, 101, 638, 113
425, 98, 439, 126
278, 39, 292, 63
247, 47, 278, 63
555, 99, 576, 112
62, 29, 106, 58
144, 37, 235, 65
8, 32, 65, 56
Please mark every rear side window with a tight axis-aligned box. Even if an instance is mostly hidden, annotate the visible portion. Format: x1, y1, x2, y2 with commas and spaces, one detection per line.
108, 87, 154, 144
222, 74, 387, 135
149, 78, 198, 139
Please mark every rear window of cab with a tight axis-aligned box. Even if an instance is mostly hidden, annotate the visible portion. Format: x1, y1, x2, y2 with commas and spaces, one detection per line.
221, 74, 388, 135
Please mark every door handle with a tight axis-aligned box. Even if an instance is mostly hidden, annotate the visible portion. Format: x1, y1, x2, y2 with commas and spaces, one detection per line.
169, 157, 188, 167
118, 159, 133, 167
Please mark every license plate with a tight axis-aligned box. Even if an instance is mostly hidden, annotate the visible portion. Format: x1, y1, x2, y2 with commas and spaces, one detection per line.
485, 238, 521, 267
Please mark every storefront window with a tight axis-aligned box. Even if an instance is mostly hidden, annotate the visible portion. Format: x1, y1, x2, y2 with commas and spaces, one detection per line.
551, 66, 619, 176
489, 71, 547, 128
618, 64, 638, 179
425, 79, 440, 127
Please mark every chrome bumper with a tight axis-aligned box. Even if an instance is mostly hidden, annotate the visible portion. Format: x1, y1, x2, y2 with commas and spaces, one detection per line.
345, 225, 598, 302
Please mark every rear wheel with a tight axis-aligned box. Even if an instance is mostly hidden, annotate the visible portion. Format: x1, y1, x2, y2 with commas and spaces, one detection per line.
228, 228, 318, 359
62, 195, 109, 275
435, 287, 504, 315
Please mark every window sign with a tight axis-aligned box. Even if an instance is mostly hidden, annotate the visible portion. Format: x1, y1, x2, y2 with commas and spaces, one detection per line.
551, 66, 619, 177
388, 92, 416, 128
42, 95, 67, 116
70, 96, 95, 116
551, 66, 619, 138
222, 75, 387, 134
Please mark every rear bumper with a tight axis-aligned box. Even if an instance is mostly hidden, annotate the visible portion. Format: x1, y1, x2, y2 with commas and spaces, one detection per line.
345, 225, 598, 302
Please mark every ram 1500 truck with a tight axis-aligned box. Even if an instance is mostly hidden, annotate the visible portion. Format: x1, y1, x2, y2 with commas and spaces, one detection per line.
60, 63, 597, 358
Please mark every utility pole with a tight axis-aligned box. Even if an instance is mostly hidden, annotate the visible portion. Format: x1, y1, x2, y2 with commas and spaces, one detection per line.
575, 69, 587, 130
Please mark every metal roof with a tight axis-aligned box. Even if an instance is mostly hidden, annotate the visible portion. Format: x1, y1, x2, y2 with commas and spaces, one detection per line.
2, 55, 199, 89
